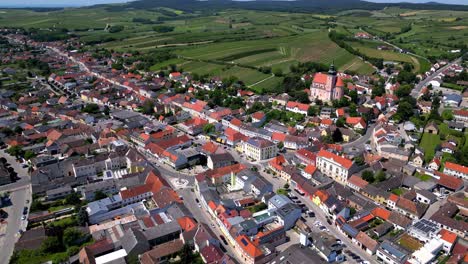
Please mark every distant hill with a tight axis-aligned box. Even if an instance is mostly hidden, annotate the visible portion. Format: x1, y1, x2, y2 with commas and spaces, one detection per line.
108, 0, 468, 13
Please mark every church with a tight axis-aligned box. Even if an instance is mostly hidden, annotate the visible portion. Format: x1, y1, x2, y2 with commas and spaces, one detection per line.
309, 64, 344, 102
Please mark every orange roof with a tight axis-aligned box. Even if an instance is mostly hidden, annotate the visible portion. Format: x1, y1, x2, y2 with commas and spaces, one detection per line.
336, 77, 344, 87
120, 184, 151, 200
236, 235, 263, 258
251, 111, 265, 120
304, 164, 317, 175
177, 216, 197, 232
208, 200, 217, 211
202, 141, 219, 154
439, 229, 457, 244
346, 117, 366, 127
313, 72, 328, 84
269, 155, 286, 171
230, 118, 242, 127
348, 175, 369, 189
388, 193, 399, 202
336, 108, 345, 116
315, 190, 329, 202
271, 132, 286, 142
317, 149, 353, 169
321, 119, 333, 125
201, 163, 247, 180
371, 207, 391, 220
445, 162, 468, 174
286, 101, 309, 111
437, 173, 463, 191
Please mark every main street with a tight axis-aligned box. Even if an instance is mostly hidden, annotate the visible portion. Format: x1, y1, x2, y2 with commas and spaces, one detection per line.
411, 57, 463, 97
0, 150, 32, 264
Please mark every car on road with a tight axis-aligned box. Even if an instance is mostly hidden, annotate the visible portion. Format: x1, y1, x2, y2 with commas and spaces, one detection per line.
211, 223, 215, 228
308, 211, 315, 217
22, 207, 28, 215
195, 198, 200, 203
319, 226, 328, 231
21, 215, 26, 220
26, 199, 29, 204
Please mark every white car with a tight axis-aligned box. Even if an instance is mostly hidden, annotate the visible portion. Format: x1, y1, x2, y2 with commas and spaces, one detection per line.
21, 215, 26, 220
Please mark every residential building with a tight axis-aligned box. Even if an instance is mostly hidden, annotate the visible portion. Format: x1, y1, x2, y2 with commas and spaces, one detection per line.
443, 162, 468, 180
316, 150, 356, 184
243, 137, 277, 161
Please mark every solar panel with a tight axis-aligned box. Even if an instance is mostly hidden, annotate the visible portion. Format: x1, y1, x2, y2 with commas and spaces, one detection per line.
241, 238, 249, 246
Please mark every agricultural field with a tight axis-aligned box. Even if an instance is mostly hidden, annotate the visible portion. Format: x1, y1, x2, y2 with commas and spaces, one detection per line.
419, 133, 441, 162
0, 6, 464, 84
335, 7, 468, 62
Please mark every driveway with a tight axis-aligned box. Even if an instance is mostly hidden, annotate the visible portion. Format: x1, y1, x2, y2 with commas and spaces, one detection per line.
0, 150, 32, 264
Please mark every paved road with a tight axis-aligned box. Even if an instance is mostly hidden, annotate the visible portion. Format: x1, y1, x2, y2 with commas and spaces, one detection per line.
411, 57, 463, 98
0, 150, 31, 264
257, 169, 374, 264
343, 123, 376, 154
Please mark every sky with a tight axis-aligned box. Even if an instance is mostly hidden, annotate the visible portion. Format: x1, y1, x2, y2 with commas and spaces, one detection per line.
0, 0, 466, 7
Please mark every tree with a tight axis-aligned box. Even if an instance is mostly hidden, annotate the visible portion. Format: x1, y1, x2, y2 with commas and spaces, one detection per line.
82, 103, 100, 114
24, 150, 36, 160
307, 106, 317, 116
40, 236, 63, 254
77, 207, 89, 226
7, 145, 24, 158
94, 191, 108, 201
63, 227, 84, 248
332, 128, 343, 143
277, 141, 284, 150
142, 99, 155, 115
361, 170, 374, 183
395, 101, 414, 122
375, 170, 386, 182
336, 117, 346, 127
64, 192, 81, 206
202, 123, 215, 134
441, 110, 453, 121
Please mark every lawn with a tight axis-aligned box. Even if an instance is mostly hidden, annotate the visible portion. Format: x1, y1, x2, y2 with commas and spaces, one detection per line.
419, 133, 441, 162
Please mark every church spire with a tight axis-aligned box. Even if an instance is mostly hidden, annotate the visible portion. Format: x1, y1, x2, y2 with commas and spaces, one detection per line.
328, 61, 337, 76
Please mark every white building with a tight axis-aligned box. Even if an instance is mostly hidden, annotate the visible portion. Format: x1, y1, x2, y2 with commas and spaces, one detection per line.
316, 149, 355, 184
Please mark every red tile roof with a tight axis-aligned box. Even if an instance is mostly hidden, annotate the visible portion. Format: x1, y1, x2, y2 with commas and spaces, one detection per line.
304, 164, 317, 175
202, 141, 219, 154
120, 184, 151, 200
445, 162, 468, 175
371, 207, 391, 220
177, 216, 197, 232
317, 149, 353, 169
348, 175, 369, 189
236, 235, 263, 258
439, 229, 457, 244
269, 155, 286, 171
286, 101, 309, 112
437, 173, 463, 191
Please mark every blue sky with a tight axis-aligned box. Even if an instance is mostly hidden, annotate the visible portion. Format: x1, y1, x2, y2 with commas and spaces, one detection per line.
0, 0, 466, 7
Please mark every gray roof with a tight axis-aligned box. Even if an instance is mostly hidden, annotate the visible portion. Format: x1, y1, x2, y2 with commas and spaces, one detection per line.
270, 244, 326, 264
46, 185, 72, 196
121, 228, 150, 254
268, 194, 292, 209
143, 221, 181, 241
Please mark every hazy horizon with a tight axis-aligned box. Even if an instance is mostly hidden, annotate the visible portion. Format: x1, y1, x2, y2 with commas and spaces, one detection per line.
0, 0, 466, 8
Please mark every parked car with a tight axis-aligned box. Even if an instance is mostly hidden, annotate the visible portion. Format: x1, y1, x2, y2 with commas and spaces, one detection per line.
22, 207, 28, 215
219, 235, 228, 245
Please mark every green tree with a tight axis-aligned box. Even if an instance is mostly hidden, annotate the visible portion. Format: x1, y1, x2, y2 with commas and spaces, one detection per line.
24, 150, 36, 160
441, 110, 453, 121
277, 141, 284, 149
77, 207, 89, 227
332, 128, 343, 143
64, 193, 81, 206
307, 106, 317, 116
7, 145, 24, 158
142, 99, 155, 115
336, 117, 346, 127
40, 236, 63, 254
375, 170, 386, 182
63, 227, 84, 247
82, 103, 100, 114
94, 191, 108, 201
202, 123, 215, 134
361, 170, 374, 183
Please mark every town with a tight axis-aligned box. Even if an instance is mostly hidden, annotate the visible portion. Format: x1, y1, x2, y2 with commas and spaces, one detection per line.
0, 26, 467, 264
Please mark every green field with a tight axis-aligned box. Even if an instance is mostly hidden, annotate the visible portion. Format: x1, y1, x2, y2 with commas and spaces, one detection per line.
419, 133, 441, 162
0, 6, 465, 84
